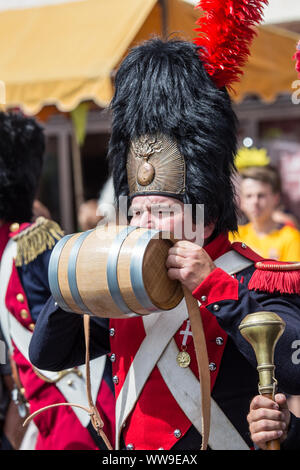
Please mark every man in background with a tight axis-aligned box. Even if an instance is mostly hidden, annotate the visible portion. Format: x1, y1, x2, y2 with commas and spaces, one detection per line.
230, 165, 300, 262
230, 163, 300, 423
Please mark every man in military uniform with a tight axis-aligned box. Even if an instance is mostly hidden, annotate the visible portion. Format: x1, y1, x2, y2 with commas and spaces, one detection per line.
0, 111, 114, 450
29, 34, 300, 450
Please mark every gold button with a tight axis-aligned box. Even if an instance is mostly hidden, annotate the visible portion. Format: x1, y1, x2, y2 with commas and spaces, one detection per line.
16, 293, 24, 303
28, 323, 35, 331
9, 223, 20, 232
20, 309, 29, 319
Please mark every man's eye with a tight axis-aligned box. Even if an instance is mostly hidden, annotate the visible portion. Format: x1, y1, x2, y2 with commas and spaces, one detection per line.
129, 207, 141, 217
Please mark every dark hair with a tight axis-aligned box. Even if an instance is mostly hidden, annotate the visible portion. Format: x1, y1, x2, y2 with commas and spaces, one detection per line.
108, 38, 238, 234
240, 165, 281, 194
0, 112, 45, 222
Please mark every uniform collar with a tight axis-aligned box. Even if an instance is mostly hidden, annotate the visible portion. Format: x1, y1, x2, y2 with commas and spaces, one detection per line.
203, 232, 232, 261
0, 221, 31, 261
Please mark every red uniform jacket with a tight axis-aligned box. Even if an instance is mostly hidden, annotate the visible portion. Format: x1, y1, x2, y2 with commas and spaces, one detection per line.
109, 234, 300, 450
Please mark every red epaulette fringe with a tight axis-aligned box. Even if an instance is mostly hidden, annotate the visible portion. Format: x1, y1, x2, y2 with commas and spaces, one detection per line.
248, 261, 300, 295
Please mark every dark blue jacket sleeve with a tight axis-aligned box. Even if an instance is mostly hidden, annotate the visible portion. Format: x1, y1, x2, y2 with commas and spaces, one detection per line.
281, 413, 300, 450
17, 248, 53, 322
198, 266, 300, 396
29, 296, 110, 371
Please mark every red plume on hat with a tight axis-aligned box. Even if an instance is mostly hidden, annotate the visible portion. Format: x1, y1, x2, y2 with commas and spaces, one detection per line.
194, 0, 269, 90
294, 40, 300, 78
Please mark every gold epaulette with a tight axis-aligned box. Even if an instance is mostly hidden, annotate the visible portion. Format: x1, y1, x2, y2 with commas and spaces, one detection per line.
13, 217, 64, 267
255, 261, 300, 271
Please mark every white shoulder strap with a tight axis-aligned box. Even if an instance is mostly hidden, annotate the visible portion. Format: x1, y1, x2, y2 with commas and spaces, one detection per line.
157, 339, 249, 449
0, 239, 17, 352
214, 249, 253, 274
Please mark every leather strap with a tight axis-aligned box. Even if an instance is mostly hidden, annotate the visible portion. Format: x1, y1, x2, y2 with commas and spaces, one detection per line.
180, 250, 253, 449
83, 314, 113, 450
24, 315, 113, 450
183, 287, 210, 450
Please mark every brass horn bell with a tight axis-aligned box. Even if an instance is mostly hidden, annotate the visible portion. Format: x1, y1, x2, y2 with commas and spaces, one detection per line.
239, 311, 285, 397
239, 311, 285, 451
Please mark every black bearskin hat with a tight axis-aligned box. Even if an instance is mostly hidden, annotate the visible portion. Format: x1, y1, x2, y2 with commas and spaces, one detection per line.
108, 38, 238, 235
0, 112, 45, 223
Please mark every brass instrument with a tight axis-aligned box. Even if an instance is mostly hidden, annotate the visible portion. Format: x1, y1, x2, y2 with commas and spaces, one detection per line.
239, 311, 286, 450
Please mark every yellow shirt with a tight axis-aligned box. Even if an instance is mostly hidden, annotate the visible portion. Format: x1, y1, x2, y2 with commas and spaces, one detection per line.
229, 224, 300, 262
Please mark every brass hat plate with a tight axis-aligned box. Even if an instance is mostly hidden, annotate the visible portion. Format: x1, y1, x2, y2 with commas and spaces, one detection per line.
127, 134, 185, 196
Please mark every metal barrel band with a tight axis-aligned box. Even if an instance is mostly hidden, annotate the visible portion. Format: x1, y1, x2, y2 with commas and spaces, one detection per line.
130, 228, 161, 313
48, 234, 74, 313
68, 230, 94, 315
106, 226, 138, 314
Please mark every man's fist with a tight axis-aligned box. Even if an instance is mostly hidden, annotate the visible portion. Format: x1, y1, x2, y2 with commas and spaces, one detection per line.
247, 394, 291, 449
166, 240, 216, 292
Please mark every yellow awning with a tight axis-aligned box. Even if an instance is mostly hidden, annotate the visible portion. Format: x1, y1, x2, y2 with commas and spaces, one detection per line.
0, 0, 157, 115
131, 4, 300, 105
0, 0, 299, 115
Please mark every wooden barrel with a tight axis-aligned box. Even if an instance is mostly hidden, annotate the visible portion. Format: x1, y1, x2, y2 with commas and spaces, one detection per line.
48, 225, 183, 318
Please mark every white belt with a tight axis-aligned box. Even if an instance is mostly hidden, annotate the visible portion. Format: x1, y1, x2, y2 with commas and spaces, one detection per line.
157, 339, 249, 449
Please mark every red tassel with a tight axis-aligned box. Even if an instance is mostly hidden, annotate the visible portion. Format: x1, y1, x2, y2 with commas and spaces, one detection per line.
194, 0, 269, 89
248, 262, 300, 294
293, 40, 300, 78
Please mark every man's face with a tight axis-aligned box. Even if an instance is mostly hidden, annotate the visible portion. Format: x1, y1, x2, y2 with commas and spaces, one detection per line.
240, 178, 280, 225
129, 195, 215, 244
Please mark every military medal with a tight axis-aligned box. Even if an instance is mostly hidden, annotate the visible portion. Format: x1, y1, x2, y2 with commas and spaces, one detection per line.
176, 349, 191, 368
177, 320, 192, 368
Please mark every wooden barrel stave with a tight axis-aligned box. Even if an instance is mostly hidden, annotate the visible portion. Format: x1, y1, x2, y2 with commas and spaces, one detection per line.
77, 226, 127, 317
58, 232, 83, 314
